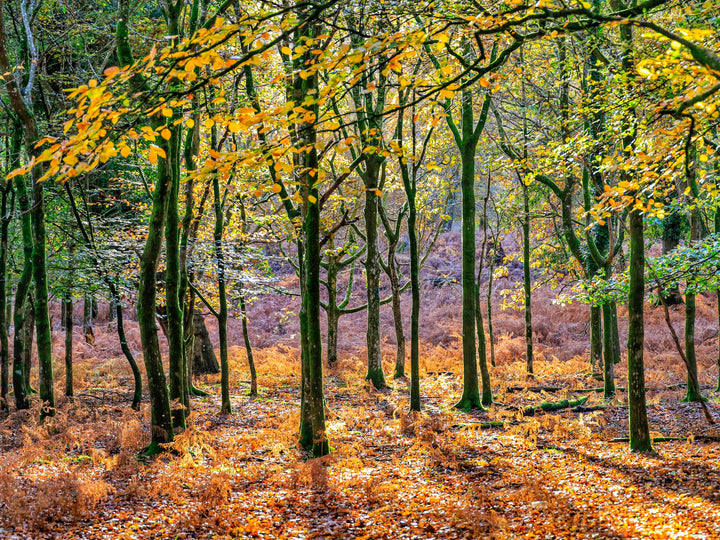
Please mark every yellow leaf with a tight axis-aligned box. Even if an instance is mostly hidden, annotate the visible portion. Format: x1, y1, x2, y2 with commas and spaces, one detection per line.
308, 195, 317, 204
479, 77, 490, 88
281, 46, 292, 56
186, 118, 195, 129
120, 145, 132, 158
229, 121, 241, 133
162, 108, 173, 117
161, 128, 172, 140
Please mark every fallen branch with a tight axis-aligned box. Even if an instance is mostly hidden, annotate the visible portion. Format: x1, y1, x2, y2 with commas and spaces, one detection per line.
454, 421, 505, 430
610, 435, 720, 443
521, 396, 589, 416
507, 385, 563, 393
572, 405, 607, 413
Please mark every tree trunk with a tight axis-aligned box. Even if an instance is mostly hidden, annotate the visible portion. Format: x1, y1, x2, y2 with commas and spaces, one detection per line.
590, 305, 603, 375
192, 310, 220, 374
388, 254, 406, 379
64, 295, 73, 397
136, 144, 174, 451
83, 293, 95, 345
684, 292, 702, 402
684, 207, 702, 402
717, 289, 720, 393
627, 208, 652, 452
610, 301, 621, 364
0, 181, 9, 410
487, 247, 496, 368
363, 157, 387, 389
114, 295, 142, 410
475, 279, 492, 406
10, 125, 29, 410
408, 203, 421, 411
22, 298, 34, 394
240, 288, 257, 396
327, 309, 339, 368
602, 302, 615, 398
456, 130, 481, 410
31, 160, 54, 418
165, 128, 188, 428
522, 181, 533, 375
212, 172, 231, 414
660, 210, 684, 306
303, 178, 328, 456
326, 255, 340, 366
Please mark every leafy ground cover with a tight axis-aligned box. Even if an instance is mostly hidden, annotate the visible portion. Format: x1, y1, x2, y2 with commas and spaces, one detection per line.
1, 337, 719, 539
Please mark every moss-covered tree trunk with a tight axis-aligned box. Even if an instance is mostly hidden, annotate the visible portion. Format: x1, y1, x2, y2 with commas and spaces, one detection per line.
22, 296, 34, 394
0, 173, 10, 409
627, 208, 652, 452
30, 167, 53, 418
192, 310, 220, 374
684, 210, 702, 402
590, 305, 603, 375
137, 152, 174, 449
325, 254, 340, 366
602, 302, 615, 398
611, 301, 621, 364
117, 0, 173, 450
717, 210, 720, 392
660, 209, 684, 306
457, 108, 481, 410
522, 181, 533, 376
363, 156, 387, 389
407, 202, 421, 411
0, 4, 53, 416
165, 128, 188, 427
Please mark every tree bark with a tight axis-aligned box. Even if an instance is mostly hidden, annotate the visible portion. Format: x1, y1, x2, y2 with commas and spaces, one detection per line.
83, 294, 95, 345
64, 295, 73, 397
602, 302, 615, 398
590, 305, 603, 375
0, 178, 10, 409
212, 170, 231, 414
627, 208, 652, 452
165, 127, 188, 428
136, 146, 174, 451
240, 287, 257, 396
522, 181, 533, 375
456, 120, 481, 410
363, 157, 387, 389
192, 310, 220, 374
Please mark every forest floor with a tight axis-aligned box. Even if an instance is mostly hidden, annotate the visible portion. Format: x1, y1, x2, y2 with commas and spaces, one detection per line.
1, 346, 720, 539
2, 232, 720, 538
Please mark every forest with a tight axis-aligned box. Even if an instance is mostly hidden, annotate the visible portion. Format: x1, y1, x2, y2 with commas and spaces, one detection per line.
0, 0, 720, 537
